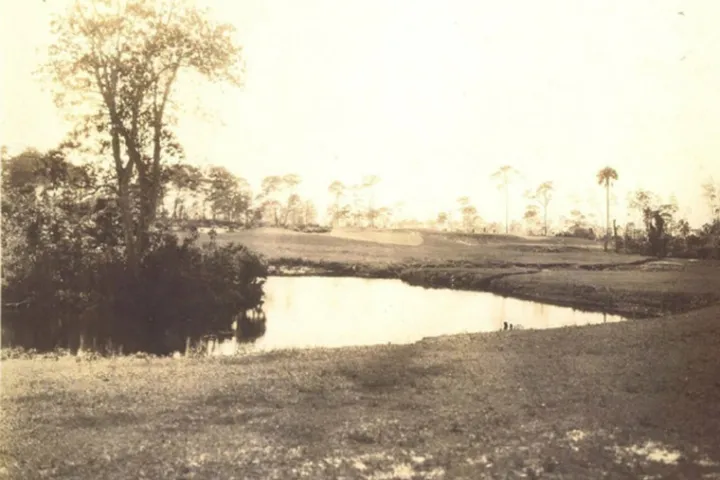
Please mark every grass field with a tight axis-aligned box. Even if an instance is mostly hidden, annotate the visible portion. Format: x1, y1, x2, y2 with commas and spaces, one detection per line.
208, 228, 644, 268
3, 304, 720, 479
4, 227, 720, 479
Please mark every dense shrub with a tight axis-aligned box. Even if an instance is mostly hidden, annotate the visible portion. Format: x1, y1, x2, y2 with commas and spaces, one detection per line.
621, 219, 720, 259
2, 150, 268, 355
288, 223, 332, 233
556, 227, 596, 240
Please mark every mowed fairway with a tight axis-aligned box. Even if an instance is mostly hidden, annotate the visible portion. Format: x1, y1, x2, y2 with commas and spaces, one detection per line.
207, 228, 645, 267
3, 305, 720, 479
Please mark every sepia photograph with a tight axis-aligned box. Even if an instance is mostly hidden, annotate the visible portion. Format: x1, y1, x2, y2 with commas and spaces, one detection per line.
1, 0, 719, 478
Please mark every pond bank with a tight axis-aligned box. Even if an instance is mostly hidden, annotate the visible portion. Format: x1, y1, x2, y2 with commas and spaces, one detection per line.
267, 257, 720, 319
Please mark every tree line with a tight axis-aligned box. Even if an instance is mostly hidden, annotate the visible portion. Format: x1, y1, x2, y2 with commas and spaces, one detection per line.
434, 164, 719, 259
160, 166, 404, 231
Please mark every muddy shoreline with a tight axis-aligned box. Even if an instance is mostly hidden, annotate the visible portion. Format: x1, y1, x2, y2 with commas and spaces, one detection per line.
267, 258, 720, 320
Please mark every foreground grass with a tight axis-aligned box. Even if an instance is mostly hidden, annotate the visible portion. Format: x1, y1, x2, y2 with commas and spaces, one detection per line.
3, 305, 720, 479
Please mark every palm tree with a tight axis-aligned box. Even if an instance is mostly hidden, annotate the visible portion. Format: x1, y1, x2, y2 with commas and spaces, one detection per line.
491, 165, 519, 234
596, 167, 619, 252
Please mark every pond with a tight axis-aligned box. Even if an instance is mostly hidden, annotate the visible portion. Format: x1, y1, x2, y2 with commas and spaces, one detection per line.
209, 276, 626, 355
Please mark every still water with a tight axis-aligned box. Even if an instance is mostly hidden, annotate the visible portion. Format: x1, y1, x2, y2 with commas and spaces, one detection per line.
212, 276, 625, 354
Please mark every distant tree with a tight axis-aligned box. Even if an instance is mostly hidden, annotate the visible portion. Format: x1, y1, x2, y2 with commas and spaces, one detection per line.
375, 206, 393, 228
258, 176, 284, 225
523, 204, 541, 235
628, 189, 658, 217
223, 175, 254, 225
348, 184, 366, 227
260, 199, 282, 226
285, 193, 303, 226
561, 209, 596, 239
436, 212, 449, 230
628, 190, 678, 230
509, 220, 523, 235
206, 166, 238, 221
366, 208, 381, 228
487, 221, 502, 234
361, 175, 381, 227
677, 219, 691, 238
328, 180, 346, 226
526, 181, 554, 236
491, 165, 520, 234
163, 163, 203, 220
257, 174, 302, 226
302, 200, 318, 225
461, 205, 478, 232
456, 197, 477, 232
701, 179, 720, 221
390, 201, 407, 228
281, 175, 302, 226
596, 167, 619, 251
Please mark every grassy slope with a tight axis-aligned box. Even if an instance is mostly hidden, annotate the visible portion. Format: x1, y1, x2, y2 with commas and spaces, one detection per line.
489, 264, 720, 318
209, 228, 649, 267
3, 304, 720, 479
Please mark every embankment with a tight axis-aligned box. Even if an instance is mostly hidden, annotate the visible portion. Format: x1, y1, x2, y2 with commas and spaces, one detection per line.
267, 257, 720, 319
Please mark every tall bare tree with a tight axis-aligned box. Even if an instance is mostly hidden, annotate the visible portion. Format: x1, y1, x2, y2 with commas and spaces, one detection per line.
45, 0, 242, 271
526, 181, 554, 236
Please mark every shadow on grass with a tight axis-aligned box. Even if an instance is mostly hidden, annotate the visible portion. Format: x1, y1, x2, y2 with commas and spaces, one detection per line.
58, 411, 146, 429
333, 344, 451, 392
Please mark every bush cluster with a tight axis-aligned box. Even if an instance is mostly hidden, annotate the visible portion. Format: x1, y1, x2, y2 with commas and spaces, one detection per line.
288, 223, 332, 234
2, 150, 268, 355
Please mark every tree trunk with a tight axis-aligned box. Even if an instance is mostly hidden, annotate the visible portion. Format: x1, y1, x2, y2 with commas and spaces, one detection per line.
613, 219, 619, 253
109, 127, 138, 272
118, 175, 138, 273
505, 182, 509, 234
604, 180, 610, 252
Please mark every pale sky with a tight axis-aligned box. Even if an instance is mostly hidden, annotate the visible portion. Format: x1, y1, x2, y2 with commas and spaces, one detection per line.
2, 0, 720, 227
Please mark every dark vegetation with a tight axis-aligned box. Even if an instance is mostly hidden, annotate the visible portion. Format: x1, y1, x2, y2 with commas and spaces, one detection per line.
1, 149, 268, 355
288, 223, 333, 234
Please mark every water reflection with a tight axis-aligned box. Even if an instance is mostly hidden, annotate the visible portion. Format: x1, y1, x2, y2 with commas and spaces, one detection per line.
211, 276, 625, 354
